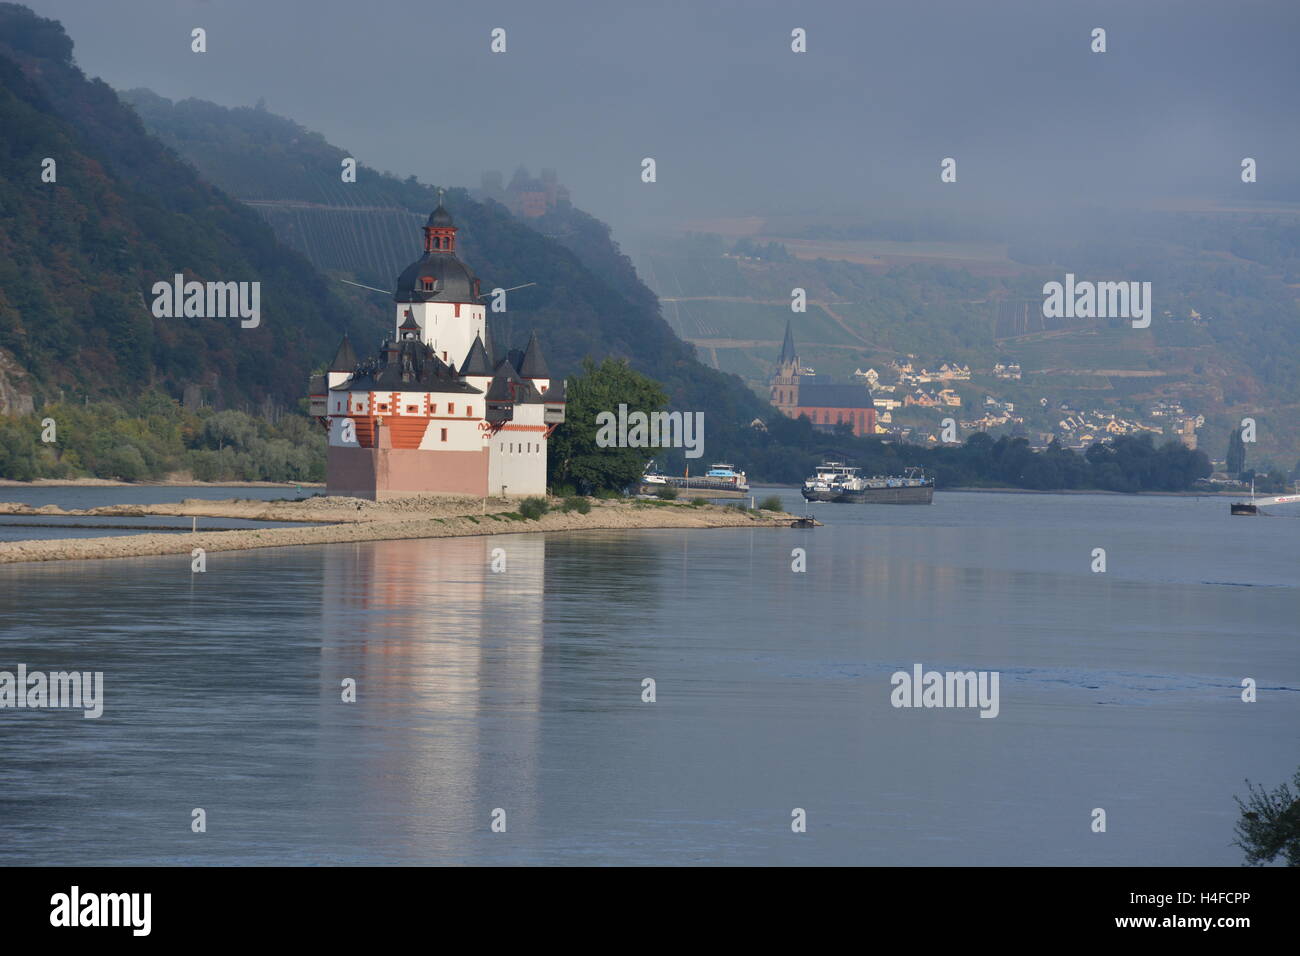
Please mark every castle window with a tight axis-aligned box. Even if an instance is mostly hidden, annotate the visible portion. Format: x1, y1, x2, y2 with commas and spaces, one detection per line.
406, 405, 418, 414
440, 428, 448, 442
422, 277, 436, 291
466, 407, 473, 417
378, 403, 389, 412
448, 403, 455, 414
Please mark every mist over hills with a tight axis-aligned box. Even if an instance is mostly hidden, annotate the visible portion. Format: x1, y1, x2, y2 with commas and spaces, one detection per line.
0, 3, 364, 412
1, 0, 1296, 480
121, 88, 771, 468
0, 1, 768, 472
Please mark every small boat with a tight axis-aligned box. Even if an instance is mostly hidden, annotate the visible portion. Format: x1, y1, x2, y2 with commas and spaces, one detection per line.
639, 462, 750, 495
641, 460, 668, 485
1231, 479, 1258, 516
692, 463, 750, 492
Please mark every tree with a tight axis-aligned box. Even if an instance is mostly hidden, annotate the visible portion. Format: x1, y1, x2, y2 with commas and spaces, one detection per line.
1234, 768, 1300, 866
1226, 427, 1247, 477
548, 358, 669, 493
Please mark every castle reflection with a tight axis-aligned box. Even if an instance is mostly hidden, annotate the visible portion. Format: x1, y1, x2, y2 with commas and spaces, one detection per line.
318, 534, 546, 847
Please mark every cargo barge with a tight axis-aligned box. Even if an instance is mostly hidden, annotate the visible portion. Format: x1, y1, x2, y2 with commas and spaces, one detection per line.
801, 463, 934, 504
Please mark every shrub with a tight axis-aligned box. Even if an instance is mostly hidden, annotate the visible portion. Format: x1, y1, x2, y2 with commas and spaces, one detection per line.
561, 496, 591, 514
758, 495, 784, 512
653, 484, 679, 500
106, 444, 148, 481
1234, 768, 1300, 866
690, 497, 708, 507
519, 496, 549, 520
595, 488, 621, 499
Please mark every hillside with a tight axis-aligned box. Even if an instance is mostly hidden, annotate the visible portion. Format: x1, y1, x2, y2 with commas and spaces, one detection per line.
637, 213, 1300, 468
121, 89, 771, 471
0, 4, 368, 413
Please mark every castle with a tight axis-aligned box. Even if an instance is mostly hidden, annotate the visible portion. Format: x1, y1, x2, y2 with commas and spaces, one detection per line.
478, 166, 570, 219
768, 321, 877, 437
309, 198, 564, 499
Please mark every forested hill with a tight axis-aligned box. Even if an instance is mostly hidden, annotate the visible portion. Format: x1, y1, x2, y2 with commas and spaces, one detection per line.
121, 89, 771, 456
0, 4, 368, 411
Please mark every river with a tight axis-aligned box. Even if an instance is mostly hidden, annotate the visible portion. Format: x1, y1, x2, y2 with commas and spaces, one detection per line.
0, 488, 1295, 864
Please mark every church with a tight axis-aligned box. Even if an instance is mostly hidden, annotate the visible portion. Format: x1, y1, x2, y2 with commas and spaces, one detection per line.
768, 321, 876, 437
308, 198, 565, 499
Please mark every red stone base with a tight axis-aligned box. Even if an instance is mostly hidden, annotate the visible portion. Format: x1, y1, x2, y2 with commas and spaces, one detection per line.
327, 445, 489, 499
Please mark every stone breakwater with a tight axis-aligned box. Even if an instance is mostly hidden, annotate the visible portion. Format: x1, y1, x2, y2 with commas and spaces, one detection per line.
0, 496, 809, 564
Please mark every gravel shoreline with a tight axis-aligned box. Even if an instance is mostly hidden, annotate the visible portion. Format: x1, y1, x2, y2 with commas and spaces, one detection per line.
0, 495, 804, 564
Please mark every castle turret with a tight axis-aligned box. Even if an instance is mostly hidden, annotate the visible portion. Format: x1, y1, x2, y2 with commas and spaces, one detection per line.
518, 329, 551, 393
327, 334, 357, 389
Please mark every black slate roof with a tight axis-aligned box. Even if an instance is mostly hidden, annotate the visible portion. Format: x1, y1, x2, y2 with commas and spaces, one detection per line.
329, 334, 358, 372
797, 383, 874, 409
460, 334, 493, 376
427, 202, 455, 228
487, 358, 543, 403
331, 337, 481, 395
518, 330, 550, 379
394, 252, 479, 303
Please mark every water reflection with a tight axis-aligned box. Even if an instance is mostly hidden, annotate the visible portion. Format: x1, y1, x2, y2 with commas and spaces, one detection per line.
317, 535, 546, 854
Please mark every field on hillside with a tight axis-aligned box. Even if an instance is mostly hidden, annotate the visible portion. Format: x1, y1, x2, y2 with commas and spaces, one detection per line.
661, 299, 858, 346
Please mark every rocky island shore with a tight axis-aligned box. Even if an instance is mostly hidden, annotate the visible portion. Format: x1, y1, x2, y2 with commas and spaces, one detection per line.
0, 495, 811, 564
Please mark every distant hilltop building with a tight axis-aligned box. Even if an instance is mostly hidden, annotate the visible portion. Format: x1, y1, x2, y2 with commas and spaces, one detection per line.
479, 166, 570, 219
309, 196, 564, 499
768, 321, 877, 437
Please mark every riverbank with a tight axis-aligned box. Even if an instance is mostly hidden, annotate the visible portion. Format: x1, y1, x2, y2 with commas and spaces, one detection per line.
0, 495, 807, 564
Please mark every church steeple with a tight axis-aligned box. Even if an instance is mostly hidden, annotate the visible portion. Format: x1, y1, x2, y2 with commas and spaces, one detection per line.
778, 319, 798, 367
770, 320, 801, 414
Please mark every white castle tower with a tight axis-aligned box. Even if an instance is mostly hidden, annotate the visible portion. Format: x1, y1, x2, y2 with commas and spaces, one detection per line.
310, 194, 565, 500
394, 192, 487, 365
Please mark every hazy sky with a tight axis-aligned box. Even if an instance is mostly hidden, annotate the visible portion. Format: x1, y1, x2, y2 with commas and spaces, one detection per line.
22, 0, 1300, 238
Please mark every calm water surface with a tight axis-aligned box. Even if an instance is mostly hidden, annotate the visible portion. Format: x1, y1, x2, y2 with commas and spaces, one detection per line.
0, 490, 1295, 865
0, 485, 306, 509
